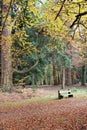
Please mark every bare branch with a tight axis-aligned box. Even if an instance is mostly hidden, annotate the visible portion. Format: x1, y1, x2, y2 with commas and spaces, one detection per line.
13, 58, 39, 74
70, 11, 87, 28
55, 0, 66, 20
79, 22, 87, 29
71, 25, 78, 39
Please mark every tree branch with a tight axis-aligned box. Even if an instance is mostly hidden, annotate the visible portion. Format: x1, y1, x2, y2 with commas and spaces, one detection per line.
55, 0, 66, 20
70, 11, 87, 28
79, 22, 87, 29
39, 0, 43, 5
13, 58, 39, 74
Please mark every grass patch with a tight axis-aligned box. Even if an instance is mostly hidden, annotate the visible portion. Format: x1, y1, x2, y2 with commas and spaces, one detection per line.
71, 88, 87, 98
0, 97, 54, 108
71, 87, 78, 92
57, 117, 68, 123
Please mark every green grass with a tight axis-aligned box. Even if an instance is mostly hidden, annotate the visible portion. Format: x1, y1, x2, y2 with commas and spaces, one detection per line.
0, 97, 54, 108
57, 117, 68, 123
71, 88, 87, 98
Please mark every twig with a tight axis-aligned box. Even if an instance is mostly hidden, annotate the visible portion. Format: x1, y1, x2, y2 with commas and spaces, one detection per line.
55, 0, 66, 20
70, 11, 87, 28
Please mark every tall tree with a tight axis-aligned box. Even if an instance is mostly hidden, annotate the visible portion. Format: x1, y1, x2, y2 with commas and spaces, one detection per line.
1, 0, 12, 90
81, 65, 86, 86
1, 0, 40, 90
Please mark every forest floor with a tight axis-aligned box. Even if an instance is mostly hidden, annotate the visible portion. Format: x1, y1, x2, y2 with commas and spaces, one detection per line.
0, 85, 87, 130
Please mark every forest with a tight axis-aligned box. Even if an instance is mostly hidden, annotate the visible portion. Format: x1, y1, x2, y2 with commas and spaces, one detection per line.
0, 0, 87, 130
0, 0, 87, 90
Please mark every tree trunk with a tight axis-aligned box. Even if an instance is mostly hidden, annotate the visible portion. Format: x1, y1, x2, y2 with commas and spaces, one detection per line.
62, 67, 65, 89
1, 1, 12, 90
67, 68, 72, 85
52, 54, 58, 85
81, 65, 86, 86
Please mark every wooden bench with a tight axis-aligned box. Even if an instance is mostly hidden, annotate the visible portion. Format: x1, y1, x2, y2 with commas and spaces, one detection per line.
58, 89, 73, 99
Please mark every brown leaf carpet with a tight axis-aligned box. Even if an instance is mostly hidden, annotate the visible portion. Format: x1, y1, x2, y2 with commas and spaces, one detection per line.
0, 98, 87, 130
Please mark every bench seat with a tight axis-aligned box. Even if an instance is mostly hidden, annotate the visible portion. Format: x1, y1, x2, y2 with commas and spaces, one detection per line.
58, 89, 73, 99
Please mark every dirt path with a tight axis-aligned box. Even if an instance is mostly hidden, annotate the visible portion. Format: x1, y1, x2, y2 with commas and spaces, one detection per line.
0, 98, 87, 130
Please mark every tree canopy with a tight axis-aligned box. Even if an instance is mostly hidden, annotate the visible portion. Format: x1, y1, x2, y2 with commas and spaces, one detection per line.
0, 0, 87, 90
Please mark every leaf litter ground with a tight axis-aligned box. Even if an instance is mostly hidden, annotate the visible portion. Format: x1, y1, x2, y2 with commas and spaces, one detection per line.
0, 86, 87, 130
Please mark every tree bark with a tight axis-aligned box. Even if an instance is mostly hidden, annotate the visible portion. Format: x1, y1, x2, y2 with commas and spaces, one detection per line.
1, 1, 12, 90
62, 67, 65, 89
81, 65, 86, 86
52, 54, 58, 85
67, 68, 72, 85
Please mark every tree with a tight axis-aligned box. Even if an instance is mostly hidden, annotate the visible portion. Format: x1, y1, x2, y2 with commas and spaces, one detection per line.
1, 0, 13, 90
1, 0, 87, 90
81, 65, 86, 86
46, 37, 71, 87
0, 0, 40, 90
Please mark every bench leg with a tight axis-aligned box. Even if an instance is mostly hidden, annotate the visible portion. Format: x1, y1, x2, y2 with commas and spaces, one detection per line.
68, 94, 73, 98
58, 91, 63, 99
